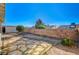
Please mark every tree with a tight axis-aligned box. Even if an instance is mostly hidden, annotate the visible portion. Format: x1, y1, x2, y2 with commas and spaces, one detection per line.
71, 22, 76, 26
16, 25, 24, 32
70, 22, 76, 29
35, 19, 46, 29
36, 19, 43, 25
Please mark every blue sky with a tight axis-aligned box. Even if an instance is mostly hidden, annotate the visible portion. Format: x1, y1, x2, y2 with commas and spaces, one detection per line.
5, 3, 79, 27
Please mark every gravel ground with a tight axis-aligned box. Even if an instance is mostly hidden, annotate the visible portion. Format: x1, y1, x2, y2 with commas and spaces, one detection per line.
2, 33, 79, 55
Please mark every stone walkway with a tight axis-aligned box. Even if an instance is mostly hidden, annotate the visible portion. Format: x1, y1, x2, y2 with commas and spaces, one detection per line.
2, 39, 52, 55
0, 36, 22, 47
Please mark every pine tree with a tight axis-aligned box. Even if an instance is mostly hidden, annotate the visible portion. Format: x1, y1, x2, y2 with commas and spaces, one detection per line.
35, 19, 46, 29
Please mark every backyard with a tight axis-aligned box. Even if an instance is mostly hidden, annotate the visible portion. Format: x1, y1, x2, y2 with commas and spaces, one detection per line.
0, 3, 79, 55
1, 32, 79, 55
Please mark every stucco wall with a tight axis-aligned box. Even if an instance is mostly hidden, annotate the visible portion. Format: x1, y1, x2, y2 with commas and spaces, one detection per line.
25, 29, 79, 40
6, 26, 17, 33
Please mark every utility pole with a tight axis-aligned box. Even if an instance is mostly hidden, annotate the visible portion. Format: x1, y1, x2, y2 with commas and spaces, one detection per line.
0, 3, 5, 55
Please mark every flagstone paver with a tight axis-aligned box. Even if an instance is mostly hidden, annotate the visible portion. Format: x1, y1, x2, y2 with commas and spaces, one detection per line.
26, 43, 52, 55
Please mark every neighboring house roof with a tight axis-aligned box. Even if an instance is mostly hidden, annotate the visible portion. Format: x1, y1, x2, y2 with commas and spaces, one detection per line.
58, 24, 79, 30
46, 25, 57, 29
76, 24, 79, 28
58, 25, 70, 29
58, 25, 75, 30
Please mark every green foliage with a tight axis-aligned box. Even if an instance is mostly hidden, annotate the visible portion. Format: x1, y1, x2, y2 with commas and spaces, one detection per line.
61, 38, 75, 46
35, 19, 46, 29
35, 24, 46, 29
16, 25, 24, 32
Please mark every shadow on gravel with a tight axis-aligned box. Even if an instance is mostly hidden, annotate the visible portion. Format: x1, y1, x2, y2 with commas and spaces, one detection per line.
21, 32, 61, 45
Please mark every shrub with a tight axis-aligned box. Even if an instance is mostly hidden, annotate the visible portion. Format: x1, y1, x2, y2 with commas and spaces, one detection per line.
61, 38, 75, 46
16, 25, 24, 32
35, 24, 46, 29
